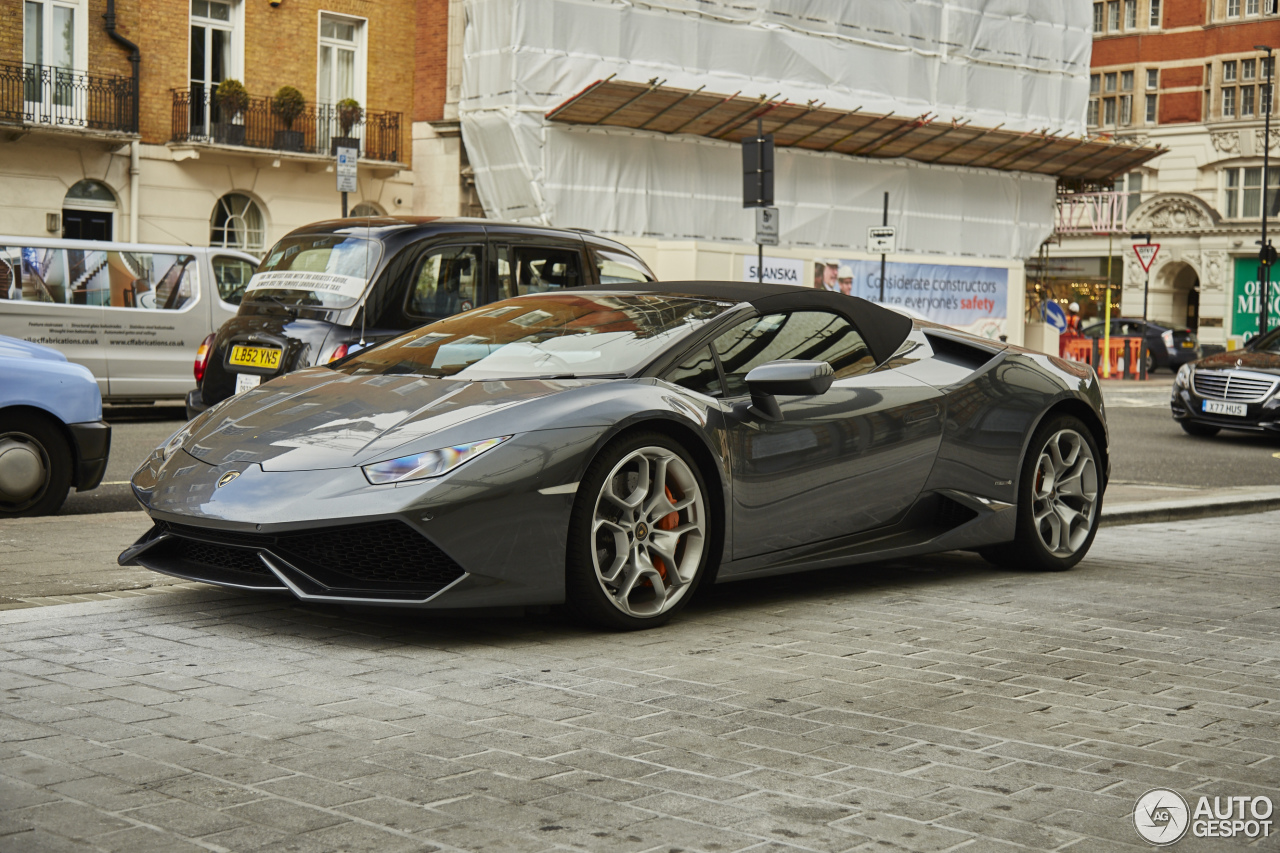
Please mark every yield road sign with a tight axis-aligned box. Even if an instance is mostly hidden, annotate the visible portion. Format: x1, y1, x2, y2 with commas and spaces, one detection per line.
755, 206, 779, 245
1134, 242, 1160, 272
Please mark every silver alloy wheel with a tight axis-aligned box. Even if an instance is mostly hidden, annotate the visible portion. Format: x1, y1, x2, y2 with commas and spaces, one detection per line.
591, 446, 706, 618
1031, 428, 1098, 557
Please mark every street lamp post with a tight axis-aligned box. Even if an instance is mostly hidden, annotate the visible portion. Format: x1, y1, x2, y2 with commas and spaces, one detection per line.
1257, 45, 1274, 337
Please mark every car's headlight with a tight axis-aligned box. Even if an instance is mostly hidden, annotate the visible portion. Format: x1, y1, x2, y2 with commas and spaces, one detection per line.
1175, 363, 1192, 389
362, 436, 509, 485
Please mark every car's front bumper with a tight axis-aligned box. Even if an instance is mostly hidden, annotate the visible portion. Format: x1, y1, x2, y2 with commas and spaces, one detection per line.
119, 428, 603, 609
68, 420, 111, 491
1170, 387, 1280, 432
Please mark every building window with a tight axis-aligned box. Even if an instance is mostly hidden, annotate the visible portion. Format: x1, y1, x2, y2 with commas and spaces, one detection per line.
210, 193, 265, 254
1242, 85, 1255, 115
1108, 0, 1120, 29
318, 14, 363, 106
1243, 59, 1256, 80
1224, 167, 1279, 218
1150, 0, 1161, 25
1105, 72, 1117, 92
1147, 69, 1159, 89
1227, 0, 1240, 15
1125, 0, 1137, 27
1090, 74, 1100, 95
1126, 172, 1144, 217
1104, 97, 1117, 125
190, 0, 237, 139
1224, 61, 1237, 82
1223, 86, 1236, 117
1121, 70, 1134, 91
1247, 0, 1259, 13
1120, 94, 1132, 124
1093, 2, 1105, 31
1263, 83, 1272, 115
1088, 99, 1100, 126
1146, 93, 1158, 122
23, 0, 85, 114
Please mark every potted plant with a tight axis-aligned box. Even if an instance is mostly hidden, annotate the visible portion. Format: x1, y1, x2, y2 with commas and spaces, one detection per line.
331, 97, 362, 155
214, 79, 249, 145
271, 85, 307, 151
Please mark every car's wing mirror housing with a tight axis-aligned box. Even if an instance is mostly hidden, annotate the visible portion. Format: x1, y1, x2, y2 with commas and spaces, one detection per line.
744, 360, 835, 421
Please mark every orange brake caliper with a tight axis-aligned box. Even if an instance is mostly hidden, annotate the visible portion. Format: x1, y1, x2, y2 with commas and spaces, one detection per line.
652, 485, 681, 580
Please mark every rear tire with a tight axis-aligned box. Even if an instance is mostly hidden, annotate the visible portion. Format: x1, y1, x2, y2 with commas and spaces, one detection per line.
1180, 421, 1220, 438
566, 431, 713, 630
0, 412, 72, 518
980, 415, 1102, 572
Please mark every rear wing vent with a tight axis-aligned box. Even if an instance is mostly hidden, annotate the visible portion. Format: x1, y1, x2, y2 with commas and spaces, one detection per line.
924, 331, 999, 372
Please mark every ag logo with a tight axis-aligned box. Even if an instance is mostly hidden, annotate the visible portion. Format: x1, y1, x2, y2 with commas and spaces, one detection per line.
1135, 788, 1189, 845
216, 471, 241, 488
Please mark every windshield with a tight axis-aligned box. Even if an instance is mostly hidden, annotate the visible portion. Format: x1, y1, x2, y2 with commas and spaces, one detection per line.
1251, 326, 1280, 354
335, 292, 731, 380
244, 233, 382, 309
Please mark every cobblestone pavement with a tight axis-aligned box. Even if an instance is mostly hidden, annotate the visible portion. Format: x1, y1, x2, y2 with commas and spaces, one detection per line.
2, 512, 1278, 853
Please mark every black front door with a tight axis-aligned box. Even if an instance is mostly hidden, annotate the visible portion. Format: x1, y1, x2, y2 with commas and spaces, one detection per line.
63, 209, 112, 241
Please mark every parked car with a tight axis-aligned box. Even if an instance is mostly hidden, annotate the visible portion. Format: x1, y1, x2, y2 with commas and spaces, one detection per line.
1, 335, 110, 517
122, 281, 1108, 629
1079, 317, 1200, 373
0, 237, 258, 403
1171, 326, 1280, 437
188, 217, 656, 419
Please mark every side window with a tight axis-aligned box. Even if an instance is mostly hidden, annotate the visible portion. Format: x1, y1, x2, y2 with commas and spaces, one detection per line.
713, 311, 874, 396
408, 245, 481, 318
212, 256, 256, 306
497, 245, 584, 298
593, 247, 652, 284
666, 345, 722, 397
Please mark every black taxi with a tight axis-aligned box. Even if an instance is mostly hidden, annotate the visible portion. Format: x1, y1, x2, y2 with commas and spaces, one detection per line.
189, 217, 655, 416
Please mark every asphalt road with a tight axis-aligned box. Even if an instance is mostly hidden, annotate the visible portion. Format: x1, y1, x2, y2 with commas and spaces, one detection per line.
58, 378, 1280, 516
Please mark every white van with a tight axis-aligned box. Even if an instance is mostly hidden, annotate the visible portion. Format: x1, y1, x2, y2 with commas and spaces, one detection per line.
0, 237, 257, 403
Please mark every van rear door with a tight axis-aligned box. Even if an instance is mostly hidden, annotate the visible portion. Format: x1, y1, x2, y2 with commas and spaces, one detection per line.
0, 243, 108, 396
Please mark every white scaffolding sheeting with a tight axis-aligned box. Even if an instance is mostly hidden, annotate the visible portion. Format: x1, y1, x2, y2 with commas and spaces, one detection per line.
460, 0, 1089, 259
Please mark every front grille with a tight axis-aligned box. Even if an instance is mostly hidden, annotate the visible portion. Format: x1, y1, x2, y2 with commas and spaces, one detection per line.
154, 519, 465, 593
1192, 371, 1277, 403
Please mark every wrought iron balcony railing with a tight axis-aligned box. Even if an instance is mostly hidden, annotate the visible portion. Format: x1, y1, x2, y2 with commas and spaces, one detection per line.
171, 87, 402, 163
0, 63, 138, 134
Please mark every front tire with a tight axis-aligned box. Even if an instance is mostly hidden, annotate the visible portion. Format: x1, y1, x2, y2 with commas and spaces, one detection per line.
1180, 420, 1220, 438
0, 412, 73, 518
566, 431, 712, 630
981, 415, 1102, 572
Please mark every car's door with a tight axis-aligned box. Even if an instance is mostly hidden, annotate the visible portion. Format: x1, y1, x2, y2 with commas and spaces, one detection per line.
670, 310, 944, 560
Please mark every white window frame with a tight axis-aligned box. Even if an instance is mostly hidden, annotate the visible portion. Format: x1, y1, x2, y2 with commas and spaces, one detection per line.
187, 0, 245, 137
316, 11, 367, 107
1149, 0, 1161, 27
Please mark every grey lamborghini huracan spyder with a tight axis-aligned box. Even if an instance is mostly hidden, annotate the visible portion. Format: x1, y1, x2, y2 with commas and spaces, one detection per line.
121, 282, 1109, 629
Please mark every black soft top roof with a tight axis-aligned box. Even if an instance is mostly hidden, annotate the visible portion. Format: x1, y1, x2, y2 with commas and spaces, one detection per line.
578, 280, 915, 365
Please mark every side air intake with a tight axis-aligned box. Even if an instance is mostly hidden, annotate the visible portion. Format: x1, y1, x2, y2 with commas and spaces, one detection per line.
924, 331, 999, 372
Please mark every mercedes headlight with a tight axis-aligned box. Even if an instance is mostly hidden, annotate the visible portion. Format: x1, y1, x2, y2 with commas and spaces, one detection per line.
362, 437, 509, 485
1175, 363, 1192, 389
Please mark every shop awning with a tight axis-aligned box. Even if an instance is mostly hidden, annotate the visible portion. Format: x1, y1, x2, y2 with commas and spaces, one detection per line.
546, 79, 1163, 183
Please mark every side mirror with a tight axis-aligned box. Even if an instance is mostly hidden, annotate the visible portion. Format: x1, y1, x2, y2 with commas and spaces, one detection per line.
744, 360, 834, 421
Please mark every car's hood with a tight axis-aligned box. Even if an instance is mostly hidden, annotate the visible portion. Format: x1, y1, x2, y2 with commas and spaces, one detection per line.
1195, 349, 1280, 374
0, 335, 68, 363
184, 367, 602, 472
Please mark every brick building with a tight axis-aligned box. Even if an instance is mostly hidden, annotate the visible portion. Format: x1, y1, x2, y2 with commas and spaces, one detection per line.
0, 0, 470, 253
1050, 0, 1279, 350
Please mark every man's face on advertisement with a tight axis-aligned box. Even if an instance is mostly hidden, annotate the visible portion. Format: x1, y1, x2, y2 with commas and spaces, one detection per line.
823, 264, 839, 287
838, 277, 853, 295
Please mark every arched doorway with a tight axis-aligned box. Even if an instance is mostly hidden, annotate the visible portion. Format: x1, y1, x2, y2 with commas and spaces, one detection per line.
1153, 261, 1199, 332
63, 180, 117, 241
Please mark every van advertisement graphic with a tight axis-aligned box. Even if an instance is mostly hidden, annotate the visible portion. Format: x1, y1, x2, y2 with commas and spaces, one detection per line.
814, 259, 1008, 339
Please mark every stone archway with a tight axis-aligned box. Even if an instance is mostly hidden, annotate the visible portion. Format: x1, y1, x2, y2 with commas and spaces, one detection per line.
1154, 261, 1200, 331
